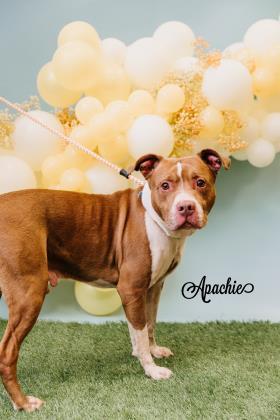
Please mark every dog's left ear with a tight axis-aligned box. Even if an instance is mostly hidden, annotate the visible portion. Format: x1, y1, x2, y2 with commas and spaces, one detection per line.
199, 149, 231, 174
133, 154, 163, 179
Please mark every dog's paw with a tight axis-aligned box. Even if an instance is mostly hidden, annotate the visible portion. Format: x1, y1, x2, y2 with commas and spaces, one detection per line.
145, 365, 173, 380
13, 396, 45, 412
150, 345, 174, 359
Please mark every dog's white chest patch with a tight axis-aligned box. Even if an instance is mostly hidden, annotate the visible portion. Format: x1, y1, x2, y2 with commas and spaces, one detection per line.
144, 212, 185, 287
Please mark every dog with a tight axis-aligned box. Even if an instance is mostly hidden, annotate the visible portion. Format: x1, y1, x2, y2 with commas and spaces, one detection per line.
0, 148, 230, 411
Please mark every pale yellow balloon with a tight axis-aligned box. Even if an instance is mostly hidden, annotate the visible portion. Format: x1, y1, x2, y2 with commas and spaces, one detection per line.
98, 134, 131, 165
86, 162, 130, 193
198, 106, 224, 139
0, 156, 37, 193
105, 100, 132, 132
156, 84, 185, 114
70, 124, 98, 149
85, 65, 131, 105
60, 168, 86, 191
52, 41, 102, 91
102, 38, 126, 66
63, 145, 92, 170
75, 283, 122, 316
75, 96, 104, 124
252, 66, 277, 97
58, 21, 100, 49
41, 153, 70, 186
128, 90, 155, 117
88, 112, 117, 145
37, 62, 82, 108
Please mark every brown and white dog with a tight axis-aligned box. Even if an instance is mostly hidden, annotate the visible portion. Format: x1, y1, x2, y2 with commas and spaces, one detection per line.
0, 148, 229, 411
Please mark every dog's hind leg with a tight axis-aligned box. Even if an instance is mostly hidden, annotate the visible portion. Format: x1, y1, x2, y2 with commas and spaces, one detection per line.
0, 271, 48, 412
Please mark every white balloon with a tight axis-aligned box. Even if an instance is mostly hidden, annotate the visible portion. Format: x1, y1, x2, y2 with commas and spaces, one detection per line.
124, 37, 170, 90
244, 19, 280, 58
202, 59, 253, 112
173, 56, 200, 73
247, 138, 275, 167
102, 38, 126, 66
85, 162, 129, 194
12, 111, 64, 170
261, 113, 280, 143
0, 156, 37, 193
153, 21, 195, 64
239, 116, 260, 142
232, 150, 248, 161
127, 114, 174, 159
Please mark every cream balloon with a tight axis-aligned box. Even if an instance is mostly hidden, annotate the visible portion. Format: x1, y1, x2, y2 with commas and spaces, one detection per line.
0, 156, 37, 193
156, 84, 185, 114
69, 124, 98, 149
85, 162, 129, 194
52, 41, 102, 91
102, 38, 126, 66
232, 150, 248, 161
12, 111, 64, 170
261, 113, 280, 143
124, 37, 170, 90
153, 21, 195, 64
247, 138, 275, 167
75, 96, 104, 124
58, 21, 100, 49
98, 134, 131, 165
75, 282, 122, 316
88, 112, 117, 145
41, 153, 70, 187
198, 106, 224, 138
244, 19, 280, 58
127, 115, 174, 159
239, 116, 259, 142
173, 56, 200, 74
37, 62, 82, 108
128, 90, 155, 116
60, 168, 87, 191
105, 100, 132, 132
252, 66, 277, 97
223, 42, 255, 73
202, 59, 253, 112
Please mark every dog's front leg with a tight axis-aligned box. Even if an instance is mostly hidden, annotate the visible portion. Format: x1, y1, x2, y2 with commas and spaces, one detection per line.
147, 280, 174, 359
117, 277, 172, 380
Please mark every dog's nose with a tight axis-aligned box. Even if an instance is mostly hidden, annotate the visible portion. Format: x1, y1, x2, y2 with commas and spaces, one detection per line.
176, 201, 195, 216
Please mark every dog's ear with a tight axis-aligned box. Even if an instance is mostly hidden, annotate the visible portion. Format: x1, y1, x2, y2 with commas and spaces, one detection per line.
199, 149, 231, 174
133, 154, 162, 179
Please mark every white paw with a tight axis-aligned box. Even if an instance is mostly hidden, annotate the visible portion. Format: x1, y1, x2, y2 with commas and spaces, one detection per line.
150, 345, 174, 359
145, 365, 173, 380
13, 396, 45, 412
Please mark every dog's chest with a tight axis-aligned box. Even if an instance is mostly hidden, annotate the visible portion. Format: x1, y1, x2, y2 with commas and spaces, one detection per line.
144, 212, 185, 287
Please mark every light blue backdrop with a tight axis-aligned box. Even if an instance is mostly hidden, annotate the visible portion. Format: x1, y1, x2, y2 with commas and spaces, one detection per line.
0, 0, 280, 322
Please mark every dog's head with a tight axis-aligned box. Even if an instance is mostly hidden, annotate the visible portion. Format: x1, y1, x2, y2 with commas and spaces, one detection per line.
134, 149, 230, 235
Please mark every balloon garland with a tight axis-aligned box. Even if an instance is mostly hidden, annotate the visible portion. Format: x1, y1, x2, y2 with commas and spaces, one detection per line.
1, 17, 280, 315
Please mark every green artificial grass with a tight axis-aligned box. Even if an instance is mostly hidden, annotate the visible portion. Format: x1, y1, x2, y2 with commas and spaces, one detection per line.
0, 321, 280, 419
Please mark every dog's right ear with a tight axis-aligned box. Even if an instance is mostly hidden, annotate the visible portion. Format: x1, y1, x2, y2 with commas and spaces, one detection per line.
133, 154, 162, 179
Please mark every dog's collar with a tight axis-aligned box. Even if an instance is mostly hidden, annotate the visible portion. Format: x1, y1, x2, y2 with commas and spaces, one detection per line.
141, 182, 183, 239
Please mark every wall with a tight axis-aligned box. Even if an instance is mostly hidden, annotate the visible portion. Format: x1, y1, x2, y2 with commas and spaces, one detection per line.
0, 0, 280, 322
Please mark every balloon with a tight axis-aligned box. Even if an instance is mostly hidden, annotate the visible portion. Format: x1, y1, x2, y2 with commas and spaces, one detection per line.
102, 38, 126, 66
173, 56, 200, 73
128, 90, 155, 116
98, 134, 131, 165
239, 116, 259, 142
52, 41, 102, 91
252, 66, 277, 97
60, 168, 87, 191
12, 111, 64, 170
58, 21, 100, 49
223, 42, 255, 73
153, 21, 195, 64
202, 59, 253, 112
198, 106, 224, 138
86, 162, 130, 194
244, 19, 280, 59
75, 282, 122, 316
41, 153, 70, 186
127, 114, 174, 159
247, 138, 275, 167
156, 84, 185, 114
69, 124, 98, 149
88, 112, 117, 145
232, 150, 248, 161
75, 96, 104, 124
63, 145, 92, 170
124, 37, 170, 90
85, 64, 131, 105
0, 156, 37, 194
37, 62, 82, 108
105, 100, 132, 132
261, 113, 280, 142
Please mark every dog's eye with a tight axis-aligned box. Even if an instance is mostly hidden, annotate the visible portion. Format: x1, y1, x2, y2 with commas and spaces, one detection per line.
196, 178, 206, 188
161, 182, 170, 191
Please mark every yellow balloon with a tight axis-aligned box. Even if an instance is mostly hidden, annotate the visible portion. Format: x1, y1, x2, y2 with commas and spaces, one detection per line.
63, 145, 90, 168
75, 96, 104, 124
252, 66, 277, 97
70, 124, 98, 149
60, 168, 86, 191
37, 62, 82, 108
85, 65, 131, 105
52, 41, 103, 91
128, 90, 155, 116
58, 21, 100, 50
198, 106, 224, 139
105, 100, 132, 132
88, 112, 116, 145
75, 282, 122, 316
41, 153, 69, 186
98, 134, 131, 165
156, 83, 185, 114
